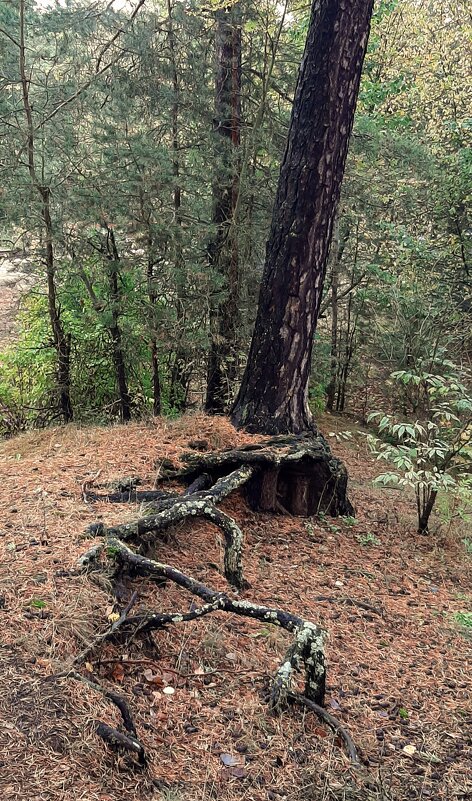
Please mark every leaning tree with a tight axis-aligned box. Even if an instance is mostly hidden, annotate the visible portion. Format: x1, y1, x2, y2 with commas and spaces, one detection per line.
231, 0, 375, 435
76, 0, 375, 765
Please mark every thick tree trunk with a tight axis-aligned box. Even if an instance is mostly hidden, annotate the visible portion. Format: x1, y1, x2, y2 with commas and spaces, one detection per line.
205, 3, 242, 414
231, 0, 374, 434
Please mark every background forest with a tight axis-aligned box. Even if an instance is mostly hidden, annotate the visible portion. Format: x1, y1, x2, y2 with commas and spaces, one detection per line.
0, 0, 471, 430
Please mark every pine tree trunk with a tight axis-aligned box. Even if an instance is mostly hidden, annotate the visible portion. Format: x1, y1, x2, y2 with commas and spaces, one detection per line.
205, 3, 242, 414
104, 226, 132, 423
147, 233, 161, 417
42, 189, 73, 422
232, 0, 374, 434
19, 0, 73, 423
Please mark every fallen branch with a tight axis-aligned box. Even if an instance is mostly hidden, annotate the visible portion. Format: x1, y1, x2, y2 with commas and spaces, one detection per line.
313, 596, 382, 616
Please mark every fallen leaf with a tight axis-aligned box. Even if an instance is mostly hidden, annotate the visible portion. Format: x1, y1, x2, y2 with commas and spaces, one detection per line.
111, 663, 125, 682
143, 669, 164, 686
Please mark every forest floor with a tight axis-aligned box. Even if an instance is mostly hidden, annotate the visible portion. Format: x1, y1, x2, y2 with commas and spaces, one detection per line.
0, 413, 471, 801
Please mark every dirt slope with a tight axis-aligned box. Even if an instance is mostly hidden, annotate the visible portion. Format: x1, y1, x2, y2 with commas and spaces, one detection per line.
0, 414, 470, 801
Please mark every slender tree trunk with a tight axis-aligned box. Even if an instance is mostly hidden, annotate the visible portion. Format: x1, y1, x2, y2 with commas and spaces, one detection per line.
205, 3, 242, 414
232, 0, 374, 434
19, 0, 73, 422
325, 218, 351, 412
326, 265, 339, 413
146, 229, 161, 417
103, 225, 132, 422
167, 0, 190, 413
41, 189, 73, 421
418, 489, 438, 534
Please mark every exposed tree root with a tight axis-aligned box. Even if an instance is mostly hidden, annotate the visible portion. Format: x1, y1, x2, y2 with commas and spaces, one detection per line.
96, 722, 145, 763
67, 671, 146, 765
158, 434, 353, 517
80, 537, 327, 709
77, 445, 360, 765
83, 472, 212, 504
84, 466, 253, 588
87, 488, 177, 504
288, 691, 359, 764
74, 591, 139, 667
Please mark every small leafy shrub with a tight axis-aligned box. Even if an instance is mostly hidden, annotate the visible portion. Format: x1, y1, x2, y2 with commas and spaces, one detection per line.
356, 532, 380, 546
453, 611, 472, 635
367, 361, 472, 533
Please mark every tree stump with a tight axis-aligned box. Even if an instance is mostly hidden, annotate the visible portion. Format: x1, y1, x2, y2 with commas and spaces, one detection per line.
161, 434, 353, 517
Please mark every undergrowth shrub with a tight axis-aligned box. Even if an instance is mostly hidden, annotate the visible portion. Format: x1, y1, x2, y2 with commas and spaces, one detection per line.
367, 359, 472, 534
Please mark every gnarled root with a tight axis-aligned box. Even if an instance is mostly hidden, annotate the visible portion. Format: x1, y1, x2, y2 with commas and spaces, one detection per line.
83, 537, 327, 710
83, 466, 253, 589
68, 671, 146, 765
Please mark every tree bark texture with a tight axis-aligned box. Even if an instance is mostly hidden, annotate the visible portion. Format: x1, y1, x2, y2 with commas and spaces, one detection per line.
206, 3, 242, 414
231, 0, 374, 434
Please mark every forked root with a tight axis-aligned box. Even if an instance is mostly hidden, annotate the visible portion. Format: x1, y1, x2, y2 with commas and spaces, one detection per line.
83, 466, 253, 588
83, 536, 327, 709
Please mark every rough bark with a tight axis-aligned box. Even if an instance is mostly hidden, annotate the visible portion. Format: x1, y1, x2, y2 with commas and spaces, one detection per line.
231, 0, 374, 434
205, 3, 242, 414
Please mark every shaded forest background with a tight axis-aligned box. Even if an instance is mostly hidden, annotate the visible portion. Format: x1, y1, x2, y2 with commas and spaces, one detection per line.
0, 0, 470, 431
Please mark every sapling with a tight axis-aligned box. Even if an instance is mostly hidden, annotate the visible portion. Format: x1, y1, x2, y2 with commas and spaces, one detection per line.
367, 362, 472, 534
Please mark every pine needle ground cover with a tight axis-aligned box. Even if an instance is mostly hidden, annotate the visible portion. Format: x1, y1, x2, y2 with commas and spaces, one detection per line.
0, 415, 470, 801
